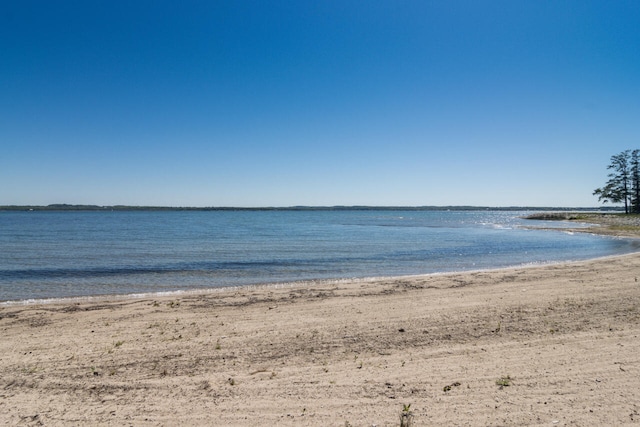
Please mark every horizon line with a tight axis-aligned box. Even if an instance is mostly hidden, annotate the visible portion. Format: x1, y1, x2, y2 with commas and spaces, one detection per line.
0, 204, 621, 212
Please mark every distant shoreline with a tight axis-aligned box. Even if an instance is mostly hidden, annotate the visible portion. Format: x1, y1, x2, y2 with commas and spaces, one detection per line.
0, 204, 623, 212
524, 212, 640, 238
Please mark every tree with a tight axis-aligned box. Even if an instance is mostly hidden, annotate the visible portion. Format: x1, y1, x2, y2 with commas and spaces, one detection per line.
630, 149, 640, 213
593, 150, 632, 213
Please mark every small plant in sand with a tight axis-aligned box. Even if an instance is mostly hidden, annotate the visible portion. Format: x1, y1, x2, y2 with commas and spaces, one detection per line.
496, 375, 512, 388
400, 403, 414, 427
22, 365, 39, 375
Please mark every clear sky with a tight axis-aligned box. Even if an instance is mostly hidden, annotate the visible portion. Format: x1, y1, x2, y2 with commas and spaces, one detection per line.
2, 1, 639, 207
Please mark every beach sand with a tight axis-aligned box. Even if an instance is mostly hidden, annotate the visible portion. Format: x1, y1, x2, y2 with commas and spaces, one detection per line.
2, 248, 640, 426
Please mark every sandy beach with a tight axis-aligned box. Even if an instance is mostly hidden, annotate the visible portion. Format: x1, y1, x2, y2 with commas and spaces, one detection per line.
2, 216, 640, 426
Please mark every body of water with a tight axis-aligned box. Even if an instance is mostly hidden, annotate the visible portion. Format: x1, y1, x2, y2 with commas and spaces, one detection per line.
1, 210, 638, 303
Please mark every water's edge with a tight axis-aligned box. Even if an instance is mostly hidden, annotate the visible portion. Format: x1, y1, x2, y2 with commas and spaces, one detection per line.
3, 251, 639, 307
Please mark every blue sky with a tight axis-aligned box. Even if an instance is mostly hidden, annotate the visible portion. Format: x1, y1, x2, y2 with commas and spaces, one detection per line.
2, 1, 639, 207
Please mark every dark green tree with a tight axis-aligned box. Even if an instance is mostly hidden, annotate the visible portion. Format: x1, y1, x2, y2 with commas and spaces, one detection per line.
631, 149, 640, 213
593, 150, 632, 213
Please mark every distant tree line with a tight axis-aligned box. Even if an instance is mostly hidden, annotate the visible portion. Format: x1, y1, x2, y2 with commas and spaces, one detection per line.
0, 205, 620, 212
594, 149, 640, 214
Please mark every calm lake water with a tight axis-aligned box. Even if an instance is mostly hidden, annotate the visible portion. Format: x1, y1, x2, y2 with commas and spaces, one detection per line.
1, 210, 638, 303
